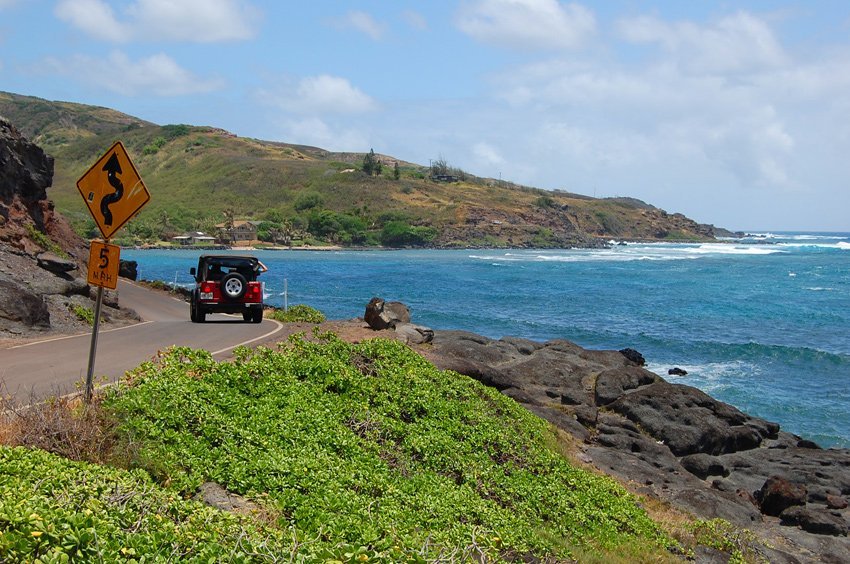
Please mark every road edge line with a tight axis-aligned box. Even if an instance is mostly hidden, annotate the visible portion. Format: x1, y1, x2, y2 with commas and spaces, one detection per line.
211, 318, 285, 356
7, 321, 155, 350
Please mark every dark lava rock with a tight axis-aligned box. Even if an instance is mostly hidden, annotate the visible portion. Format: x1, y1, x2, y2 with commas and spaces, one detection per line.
364, 297, 410, 330
194, 482, 259, 515
781, 506, 849, 536
608, 381, 777, 456
681, 453, 729, 479
0, 118, 53, 207
718, 446, 850, 508
36, 252, 76, 275
594, 366, 660, 406
668, 367, 688, 376
619, 347, 645, 365
757, 476, 807, 516
394, 322, 434, 344
827, 495, 849, 510
119, 259, 138, 280
0, 278, 50, 328
422, 328, 850, 560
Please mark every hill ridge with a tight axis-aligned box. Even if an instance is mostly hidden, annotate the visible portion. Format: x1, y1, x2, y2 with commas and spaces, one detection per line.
0, 91, 738, 248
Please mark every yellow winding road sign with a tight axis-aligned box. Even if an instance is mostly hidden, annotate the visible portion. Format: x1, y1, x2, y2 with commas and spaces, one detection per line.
76, 141, 150, 240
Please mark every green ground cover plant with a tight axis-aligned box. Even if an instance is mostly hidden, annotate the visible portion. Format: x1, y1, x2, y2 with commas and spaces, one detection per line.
96, 335, 675, 561
68, 303, 94, 325
0, 445, 298, 562
268, 305, 326, 324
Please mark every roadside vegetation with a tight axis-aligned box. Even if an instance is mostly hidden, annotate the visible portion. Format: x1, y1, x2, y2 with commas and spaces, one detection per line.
267, 304, 326, 324
1, 332, 701, 562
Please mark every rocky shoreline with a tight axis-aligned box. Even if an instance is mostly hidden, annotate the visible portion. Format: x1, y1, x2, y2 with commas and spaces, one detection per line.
356, 299, 850, 561
416, 329, 850, 562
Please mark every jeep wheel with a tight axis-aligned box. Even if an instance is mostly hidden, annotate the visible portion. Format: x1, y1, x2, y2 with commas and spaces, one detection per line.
191, 299, 206, 323
221, 272, 247, 299
242, 311, 252, 322
252, 309, 263, 323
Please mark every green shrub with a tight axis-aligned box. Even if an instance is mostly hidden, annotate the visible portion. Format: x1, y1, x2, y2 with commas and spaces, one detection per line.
101, 338, 673, 561
25, 224, 66, 257
535, 195, 556, 208
689, 519, 759, 563
294, 192, 324, 211
68, 303, 94, 325
268, 304, 326, 323
380, 221, 436, 247
0, 446, 294, 562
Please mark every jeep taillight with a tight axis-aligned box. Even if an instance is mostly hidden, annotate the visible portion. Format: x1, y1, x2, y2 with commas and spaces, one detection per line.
202, 283, 212, 293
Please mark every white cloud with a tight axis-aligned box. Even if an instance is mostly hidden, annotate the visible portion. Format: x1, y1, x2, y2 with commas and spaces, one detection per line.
472, 142, 504, 167
43, 51, 224, 96
617, 11, 786, 74
699, 106, 795, 189
479, 9, 817, 192
260, 75, 377, 115
55, 0, 259, 43
55, 0, 127, 43
279, 117, 368, 152
338, 10, 384, 40
402, 10, 428, 31
456, 0, 596, 50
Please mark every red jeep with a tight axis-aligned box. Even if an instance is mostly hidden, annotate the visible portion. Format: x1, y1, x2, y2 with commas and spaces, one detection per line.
189, 255, 265, 323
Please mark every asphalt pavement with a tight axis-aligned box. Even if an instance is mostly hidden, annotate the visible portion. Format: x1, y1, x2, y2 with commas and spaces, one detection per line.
0, 279, 283, 400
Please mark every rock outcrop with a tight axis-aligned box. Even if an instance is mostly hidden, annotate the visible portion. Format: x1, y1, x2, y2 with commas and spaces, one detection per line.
425, 330, 850, 562
364, 297, 411, 330
0, 117, 139, 338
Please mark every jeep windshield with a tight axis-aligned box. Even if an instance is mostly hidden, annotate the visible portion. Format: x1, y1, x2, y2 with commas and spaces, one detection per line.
197, 256, 260, 282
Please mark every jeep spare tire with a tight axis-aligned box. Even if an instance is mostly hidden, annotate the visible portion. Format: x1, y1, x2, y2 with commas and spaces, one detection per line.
221, 272, 247, 299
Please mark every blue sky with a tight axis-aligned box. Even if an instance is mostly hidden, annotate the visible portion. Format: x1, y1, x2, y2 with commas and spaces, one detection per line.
2, 1, 849, 231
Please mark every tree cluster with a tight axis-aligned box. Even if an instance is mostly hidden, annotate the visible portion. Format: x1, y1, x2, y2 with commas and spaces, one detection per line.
362, 149, 382, 176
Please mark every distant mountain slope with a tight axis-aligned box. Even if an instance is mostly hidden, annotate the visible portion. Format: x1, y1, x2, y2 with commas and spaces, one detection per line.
0, 91, 734, 247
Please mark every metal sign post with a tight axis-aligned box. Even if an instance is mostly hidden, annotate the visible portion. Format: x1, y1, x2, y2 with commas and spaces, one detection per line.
84, 284, 105, 403
77, 141, 150, 403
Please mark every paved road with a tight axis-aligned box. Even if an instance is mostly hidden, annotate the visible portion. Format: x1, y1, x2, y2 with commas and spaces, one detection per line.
0, 279, 283, 400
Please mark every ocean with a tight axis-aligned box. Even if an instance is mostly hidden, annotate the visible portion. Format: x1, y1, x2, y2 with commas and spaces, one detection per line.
123, 232, 850, 448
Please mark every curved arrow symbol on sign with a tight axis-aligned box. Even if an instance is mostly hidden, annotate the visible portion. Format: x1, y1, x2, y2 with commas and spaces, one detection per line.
100, 152, 124, 227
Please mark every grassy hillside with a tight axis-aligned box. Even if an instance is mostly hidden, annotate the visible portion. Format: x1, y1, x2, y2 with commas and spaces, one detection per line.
1, 91, 728, 247
0, 335, 699, 562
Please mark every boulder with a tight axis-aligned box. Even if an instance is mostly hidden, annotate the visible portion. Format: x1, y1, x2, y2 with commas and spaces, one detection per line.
594, 366, 659, 406
36, 251, 76, 276
718, 446, 850, 508
364, 297, 410, 330
608, 381, 775, 456
194, 482, 260, 516
668, 367, 688, 376
827, 495, 849, 510
757, 476, 807, 516
395, 322, 433, 344
619, 347, 645, 365
780, 506, 849, 536
30, 274, 88, 297
119, 259, 138, 280
681, 453, 729, 480
0, 279, 50, 328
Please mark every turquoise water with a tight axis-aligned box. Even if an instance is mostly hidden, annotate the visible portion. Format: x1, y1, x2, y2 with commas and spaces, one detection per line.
124, 232, 850, 448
